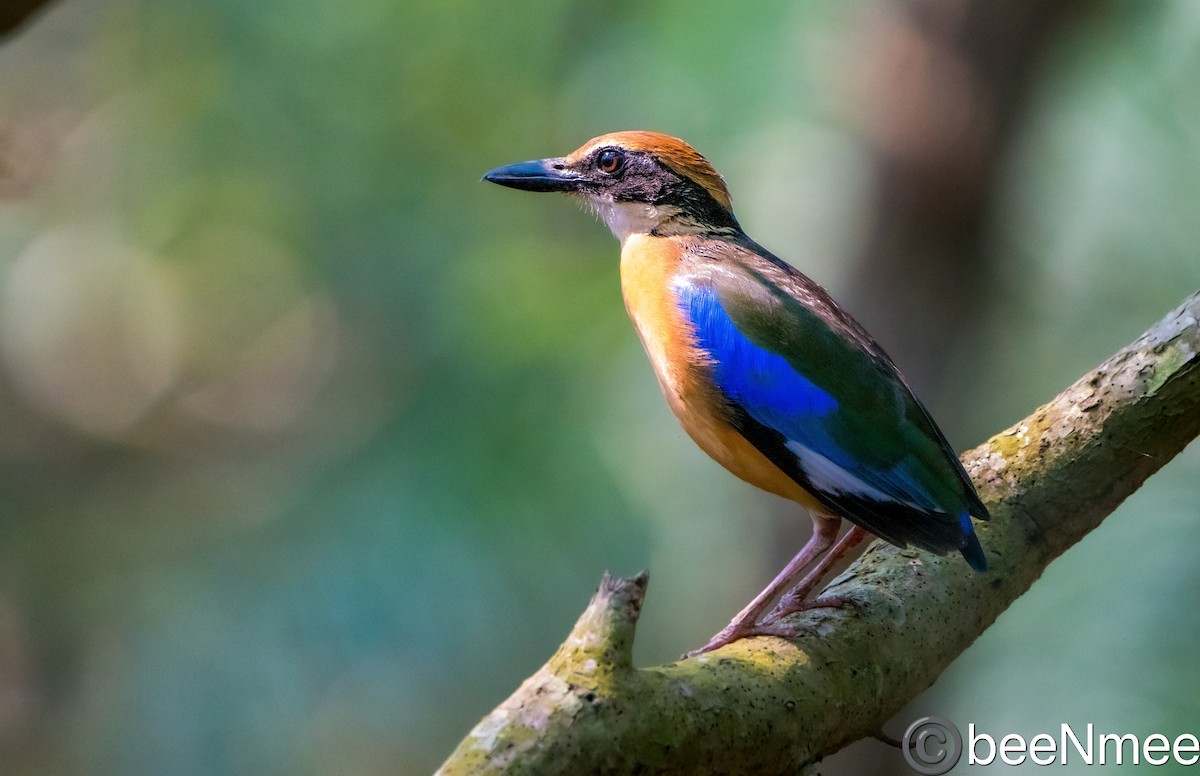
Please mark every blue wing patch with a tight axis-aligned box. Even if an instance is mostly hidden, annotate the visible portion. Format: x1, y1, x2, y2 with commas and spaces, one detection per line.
679, 281, 839, 422
677, 281, 942, 513
674, 278, 985, 571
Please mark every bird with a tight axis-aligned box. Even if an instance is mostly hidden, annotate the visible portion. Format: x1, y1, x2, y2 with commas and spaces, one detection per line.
483, 131, 988, 654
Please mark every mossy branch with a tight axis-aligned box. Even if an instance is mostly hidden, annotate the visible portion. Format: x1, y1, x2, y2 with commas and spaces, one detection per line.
436, 292, 1200, 776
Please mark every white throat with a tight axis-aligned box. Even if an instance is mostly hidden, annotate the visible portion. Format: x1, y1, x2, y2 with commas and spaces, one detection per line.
583, 195, 677, 245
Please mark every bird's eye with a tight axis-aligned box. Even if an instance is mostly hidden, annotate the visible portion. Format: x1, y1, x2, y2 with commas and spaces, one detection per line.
596, 148, 624, 174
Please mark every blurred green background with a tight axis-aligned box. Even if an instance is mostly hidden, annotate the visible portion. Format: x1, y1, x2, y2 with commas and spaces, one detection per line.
0, 0, 1197, 774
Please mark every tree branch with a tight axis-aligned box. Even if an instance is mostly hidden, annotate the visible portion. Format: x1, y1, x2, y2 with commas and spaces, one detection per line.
436, 292, 1200, 775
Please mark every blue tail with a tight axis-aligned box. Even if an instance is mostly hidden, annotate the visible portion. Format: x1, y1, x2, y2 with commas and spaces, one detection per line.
959, 513, 987, 572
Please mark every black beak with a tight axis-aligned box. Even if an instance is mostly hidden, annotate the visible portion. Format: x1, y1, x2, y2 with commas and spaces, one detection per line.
482, 158, 580, 193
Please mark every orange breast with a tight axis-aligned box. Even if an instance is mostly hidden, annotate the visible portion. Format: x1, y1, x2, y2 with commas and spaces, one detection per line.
619, 234, 825, 513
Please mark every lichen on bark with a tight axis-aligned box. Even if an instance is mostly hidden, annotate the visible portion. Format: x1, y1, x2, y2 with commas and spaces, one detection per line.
437, 292, 1200, 776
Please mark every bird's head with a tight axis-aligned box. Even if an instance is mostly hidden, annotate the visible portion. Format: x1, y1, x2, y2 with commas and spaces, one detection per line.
484, 131, 740, 243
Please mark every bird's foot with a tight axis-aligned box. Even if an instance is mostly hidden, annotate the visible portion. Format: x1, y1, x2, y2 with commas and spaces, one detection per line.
684, 620, 798, 658
761, 594, 847, 626
685, 597, 849, 657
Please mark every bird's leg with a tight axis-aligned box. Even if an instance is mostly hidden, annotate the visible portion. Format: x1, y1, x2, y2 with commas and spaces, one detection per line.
761, 524, 868, 626
687, 516, 841, 656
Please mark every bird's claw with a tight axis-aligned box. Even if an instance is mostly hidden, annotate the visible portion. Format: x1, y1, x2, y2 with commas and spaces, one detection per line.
761, 594, 848, 626
684, 620, 798, 658
685, 595, 852, 657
